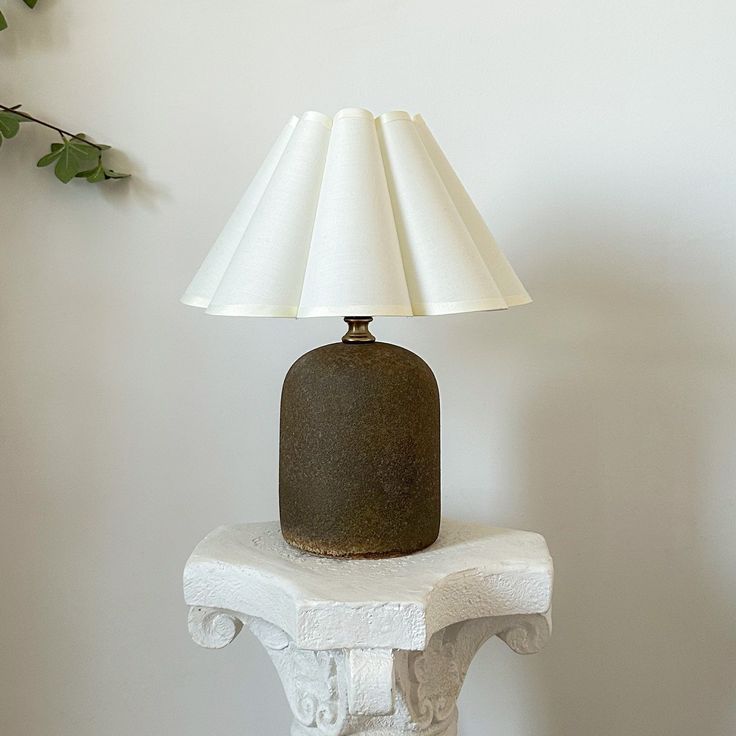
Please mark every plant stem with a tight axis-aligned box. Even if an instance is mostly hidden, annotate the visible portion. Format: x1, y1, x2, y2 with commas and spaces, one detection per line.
0, 103, 105, 151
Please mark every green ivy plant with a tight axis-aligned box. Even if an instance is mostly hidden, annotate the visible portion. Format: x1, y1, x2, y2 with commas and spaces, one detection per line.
0, 104, 130, 183
1, 2, 130, 183
0, 0, 37, 31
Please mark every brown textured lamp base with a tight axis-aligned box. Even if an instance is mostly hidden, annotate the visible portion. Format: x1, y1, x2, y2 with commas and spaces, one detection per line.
279, 318, 440, 558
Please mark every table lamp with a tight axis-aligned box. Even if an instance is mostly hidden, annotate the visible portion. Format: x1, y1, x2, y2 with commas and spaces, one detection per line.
182, 108, 530, 558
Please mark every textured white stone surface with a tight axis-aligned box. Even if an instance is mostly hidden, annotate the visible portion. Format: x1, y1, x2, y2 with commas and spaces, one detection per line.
185, 520, 553, 736
184, 519, 552, 650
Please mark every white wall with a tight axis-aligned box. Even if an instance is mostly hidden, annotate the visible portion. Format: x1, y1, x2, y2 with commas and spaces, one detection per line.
1, 1, 735, 734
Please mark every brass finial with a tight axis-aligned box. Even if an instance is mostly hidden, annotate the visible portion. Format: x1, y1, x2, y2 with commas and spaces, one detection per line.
342, 316, 375, 343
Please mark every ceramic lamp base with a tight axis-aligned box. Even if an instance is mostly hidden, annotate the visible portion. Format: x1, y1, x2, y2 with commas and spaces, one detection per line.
279, 337, 440, 558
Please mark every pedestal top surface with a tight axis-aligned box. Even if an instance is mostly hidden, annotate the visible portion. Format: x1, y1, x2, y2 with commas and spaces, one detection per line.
184, 519, 552, 651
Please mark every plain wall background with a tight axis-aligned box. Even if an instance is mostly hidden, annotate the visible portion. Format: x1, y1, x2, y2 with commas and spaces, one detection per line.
1, 1, 735, 734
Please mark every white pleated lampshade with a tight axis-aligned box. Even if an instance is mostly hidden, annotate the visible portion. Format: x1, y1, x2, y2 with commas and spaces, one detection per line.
181, 108, 530, 317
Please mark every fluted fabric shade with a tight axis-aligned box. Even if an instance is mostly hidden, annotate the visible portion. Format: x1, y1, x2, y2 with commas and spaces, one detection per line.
181, 108, 530, 317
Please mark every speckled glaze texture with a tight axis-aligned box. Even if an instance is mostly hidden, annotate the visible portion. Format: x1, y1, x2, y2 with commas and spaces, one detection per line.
279, 341, 440, 557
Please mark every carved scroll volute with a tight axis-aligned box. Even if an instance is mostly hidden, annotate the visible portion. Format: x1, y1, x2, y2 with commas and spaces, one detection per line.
497, 612, 551, 655
188, 606, 244, 649
398, 613, 552, 732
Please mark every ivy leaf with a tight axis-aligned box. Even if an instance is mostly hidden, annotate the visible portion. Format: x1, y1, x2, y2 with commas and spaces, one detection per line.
76, 162, 130, 183
36, 142, 64, 168
75, 132, 111, 150
87, 166, 107, 183
53, 137, 100, 183
75, 161, 106, 183
0, 11, 8, 31
103, 168, 130, 180
21, 0, 39, 8
0, 111, 27, 138
36, 138, 98, 182
1, 110, 27, 121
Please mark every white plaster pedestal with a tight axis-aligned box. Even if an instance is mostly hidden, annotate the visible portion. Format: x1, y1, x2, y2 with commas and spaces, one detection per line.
184, 520, 553, 736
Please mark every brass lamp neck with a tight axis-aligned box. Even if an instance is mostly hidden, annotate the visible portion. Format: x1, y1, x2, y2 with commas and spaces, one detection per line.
342, 316, 375, 343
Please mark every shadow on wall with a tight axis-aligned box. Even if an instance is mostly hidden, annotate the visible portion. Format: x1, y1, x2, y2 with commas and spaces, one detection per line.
515, 236, 736, 735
